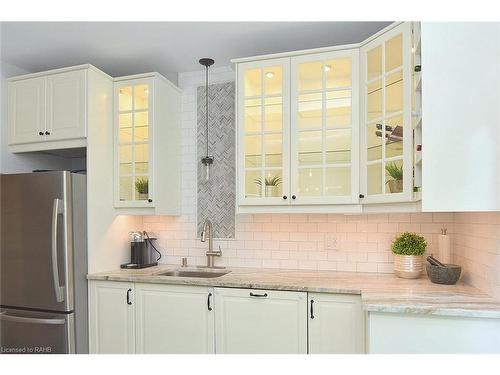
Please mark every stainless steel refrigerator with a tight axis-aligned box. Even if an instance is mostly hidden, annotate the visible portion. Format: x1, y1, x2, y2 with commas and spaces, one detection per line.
0, 171, 88, 354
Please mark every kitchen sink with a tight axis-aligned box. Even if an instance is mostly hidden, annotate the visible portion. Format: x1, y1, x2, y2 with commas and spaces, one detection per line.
157, 269, 230, 278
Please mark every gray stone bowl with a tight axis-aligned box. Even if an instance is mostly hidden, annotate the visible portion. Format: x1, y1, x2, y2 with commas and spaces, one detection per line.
426, 263, 462, 285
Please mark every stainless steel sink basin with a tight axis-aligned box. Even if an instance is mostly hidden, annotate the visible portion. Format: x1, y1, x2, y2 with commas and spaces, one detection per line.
157, 269, 230, 278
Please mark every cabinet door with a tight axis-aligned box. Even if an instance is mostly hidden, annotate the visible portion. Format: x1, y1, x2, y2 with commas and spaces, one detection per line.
214, 288, 307, 354
89, 281, 135, 354
290, 49, 359, 205
308, 293, 365, 354
237, 58, 290, 206
46, 70, 87, 141
135, 284, 214, 354
360, 22, 413, 203
114, 79, 154, 208
8, 77, 46, 145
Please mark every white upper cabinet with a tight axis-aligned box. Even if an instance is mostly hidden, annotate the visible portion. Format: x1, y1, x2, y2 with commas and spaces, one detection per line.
234, 22, 418, 213
46, 69, 86, 141
291, 49, 359, 205
8, 65, 109, 153
359, 22, 414, 204
113, 73, 181, 215
8, 76, 46, 145
237, 58, 290, 206
421, 22, 500, 211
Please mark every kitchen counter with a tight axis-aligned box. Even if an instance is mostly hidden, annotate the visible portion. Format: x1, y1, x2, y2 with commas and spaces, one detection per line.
87, 265, 500, 319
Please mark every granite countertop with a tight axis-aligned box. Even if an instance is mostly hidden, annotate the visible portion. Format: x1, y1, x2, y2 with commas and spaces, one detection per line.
87, 265, 500, 319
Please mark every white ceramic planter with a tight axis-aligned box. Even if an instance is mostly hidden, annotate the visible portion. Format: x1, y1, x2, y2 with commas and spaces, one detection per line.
394, 254, 423, 279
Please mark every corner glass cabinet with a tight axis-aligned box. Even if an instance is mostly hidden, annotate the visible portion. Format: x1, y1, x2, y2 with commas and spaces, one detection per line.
114, 78, 154, 207
360, 22, 413, 203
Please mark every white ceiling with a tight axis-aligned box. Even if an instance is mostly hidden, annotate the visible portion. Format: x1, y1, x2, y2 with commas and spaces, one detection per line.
1, 22, 391, 81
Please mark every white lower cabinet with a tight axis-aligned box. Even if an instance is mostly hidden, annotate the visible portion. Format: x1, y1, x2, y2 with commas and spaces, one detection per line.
308, 293, 365, 354
89, 281, 135, 354
214, 288, 307, 354
134, 283, 214, 354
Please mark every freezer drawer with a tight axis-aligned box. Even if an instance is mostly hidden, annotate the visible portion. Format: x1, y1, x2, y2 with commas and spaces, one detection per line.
0, 308, 74, 354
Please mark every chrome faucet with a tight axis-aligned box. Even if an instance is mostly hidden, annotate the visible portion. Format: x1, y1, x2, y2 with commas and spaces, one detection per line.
200, 219, 222, 268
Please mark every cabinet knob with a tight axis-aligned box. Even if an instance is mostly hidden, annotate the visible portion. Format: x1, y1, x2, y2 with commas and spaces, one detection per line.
148, 199, 153, 203
359, 194, 365, 199
292, 195, 296, 200
39, 132, 44, 136
45, 131, 50, 135
282, 195, 287, 200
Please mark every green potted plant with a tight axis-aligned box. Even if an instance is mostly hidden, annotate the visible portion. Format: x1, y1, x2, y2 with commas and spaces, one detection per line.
385, 162, 403, 193
254, 176, 281, 197
391, 232, 427, 279
135, 178, 149, 200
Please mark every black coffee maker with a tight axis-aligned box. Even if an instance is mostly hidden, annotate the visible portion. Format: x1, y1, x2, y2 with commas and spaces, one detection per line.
120, 231, 159, 269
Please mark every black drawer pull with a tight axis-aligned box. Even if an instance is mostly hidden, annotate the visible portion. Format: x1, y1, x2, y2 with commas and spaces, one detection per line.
207, 292, 213, 311
126, 288, 132, 305
310, 299, 315, 319
249, 292, 268, 298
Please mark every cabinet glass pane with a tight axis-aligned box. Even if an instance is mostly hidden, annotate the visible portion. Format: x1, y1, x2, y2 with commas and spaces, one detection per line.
367, 80, 382, 121
119, 113, 133, 143
326, 90, 351, 128
264, 97, 282, 131
385, 116, 403, 158
325, 129, 351, 164
298, 131, 322, 166
326, 58, 351, 89
325, 167, 350, 196
262, 170, 283, 198
298, 168, 322, 196
134, 144, 149, 174
119, 86, 132, 112
264, 134, 282, 167
245, 98, 261, 132
385, 34, 403, 72
134, 112, 149, 142
367, 46, 382, 81
244, 69, 261, 97
134, 85, 149, 110
367, 163, 382, 195
245, 135, 262, 168
245, 170, 262, 198
385, 159, 403, 194
119, 145, 132, 174
264, 66, 282, 95
298, 61, 322, 91
367, 123, 382, 161
134, 176, 149, 200
386, 71, 403, 116
298, 93, 322, 130
119, 176, 132, 201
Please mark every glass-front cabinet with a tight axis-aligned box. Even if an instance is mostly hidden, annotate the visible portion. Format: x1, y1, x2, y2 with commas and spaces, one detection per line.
360, 22, 413, 203
115, 78, 154, 207
237, 58, 290, 206
290, 50, 359, 205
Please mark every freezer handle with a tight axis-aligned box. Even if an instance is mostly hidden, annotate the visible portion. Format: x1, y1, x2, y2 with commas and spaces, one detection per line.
51, 198, 65, 302
0, 311, 66, 325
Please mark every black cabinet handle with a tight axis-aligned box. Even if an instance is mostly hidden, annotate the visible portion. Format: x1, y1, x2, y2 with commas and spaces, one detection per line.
38, 131, 44, 136
207, 292, 213, 311
45, 131, 50, 135
249, 292, 268, 298
282, 195, 287, 200
292, 195, 296, 200
147, 199, 152, 203
414, 65, 421, 72
126, 288, 132, 305
359, 194, 365, 199
310, 299, 315, 319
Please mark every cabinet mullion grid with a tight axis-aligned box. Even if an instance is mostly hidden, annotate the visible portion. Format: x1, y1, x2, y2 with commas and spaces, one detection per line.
321, 61, 327, 197
381, 42, 387, 194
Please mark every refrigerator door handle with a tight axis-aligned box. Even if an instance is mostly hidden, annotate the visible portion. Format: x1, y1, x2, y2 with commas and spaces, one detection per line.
0, 311, 66, 325
51, 198, 65, 302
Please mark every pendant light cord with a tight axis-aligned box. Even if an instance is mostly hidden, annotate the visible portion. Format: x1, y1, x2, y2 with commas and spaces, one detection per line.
205, 65, 209, 157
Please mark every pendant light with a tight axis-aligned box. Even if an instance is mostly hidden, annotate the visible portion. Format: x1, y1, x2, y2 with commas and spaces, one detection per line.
199, 57, 215, 181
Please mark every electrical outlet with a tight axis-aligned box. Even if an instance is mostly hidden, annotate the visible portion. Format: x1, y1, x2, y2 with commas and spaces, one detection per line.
325, 234, 338, 251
